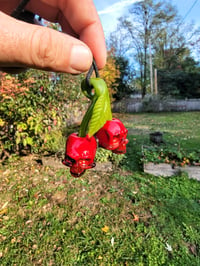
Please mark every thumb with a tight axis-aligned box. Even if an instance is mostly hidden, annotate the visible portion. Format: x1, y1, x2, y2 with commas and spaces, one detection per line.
0, 12, 93, 74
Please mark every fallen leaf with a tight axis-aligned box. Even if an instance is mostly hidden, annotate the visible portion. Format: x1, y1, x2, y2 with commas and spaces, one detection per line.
0, 209, 8, 215
101, 225, 109, 233
132, 213, 139, 222
11, 237, 16, 244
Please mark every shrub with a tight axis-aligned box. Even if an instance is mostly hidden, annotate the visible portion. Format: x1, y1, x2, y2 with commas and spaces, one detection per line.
0, 72, 63, 158
158, 70, 200, 98
142, 145, 200, 166
95, 147, 125, 166
0, 54, 122, 161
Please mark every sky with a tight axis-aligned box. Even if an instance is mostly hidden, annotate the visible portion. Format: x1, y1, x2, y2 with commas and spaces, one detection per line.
93, 0, 200, 37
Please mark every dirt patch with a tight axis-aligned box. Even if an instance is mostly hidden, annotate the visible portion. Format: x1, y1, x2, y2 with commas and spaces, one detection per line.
41, 155, 113, 172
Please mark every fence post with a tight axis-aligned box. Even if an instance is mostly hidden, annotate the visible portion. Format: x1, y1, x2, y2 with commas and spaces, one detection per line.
154, 68, 158, 95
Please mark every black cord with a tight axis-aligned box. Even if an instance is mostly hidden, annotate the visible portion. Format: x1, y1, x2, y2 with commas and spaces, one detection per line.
11, 0, 31, 19
86, 60, 99, 88
92, 60, 99, 78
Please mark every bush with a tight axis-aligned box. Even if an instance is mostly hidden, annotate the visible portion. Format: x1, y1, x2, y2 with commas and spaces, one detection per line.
0, 72, 62, 156
158, 70, 200, 98
0, 70, 86, 159
95, 147, 125, 166
0, 56, 122, 161
142, 145, 200, 166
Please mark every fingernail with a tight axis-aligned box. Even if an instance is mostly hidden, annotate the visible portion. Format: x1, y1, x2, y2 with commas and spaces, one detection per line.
70, 45, 92, 73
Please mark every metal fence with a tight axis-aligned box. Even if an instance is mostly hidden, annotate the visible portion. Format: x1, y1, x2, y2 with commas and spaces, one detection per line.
112, 98, 200, 113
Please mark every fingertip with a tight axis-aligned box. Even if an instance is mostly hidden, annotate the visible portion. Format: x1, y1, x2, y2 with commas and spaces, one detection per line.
95, 51, 107, 70
79, 22, 107, 70
69, 44, 92, 74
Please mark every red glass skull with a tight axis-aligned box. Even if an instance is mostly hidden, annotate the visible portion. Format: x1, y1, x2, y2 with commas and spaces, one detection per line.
62, 133, 97, 177
95, 118, 128, 154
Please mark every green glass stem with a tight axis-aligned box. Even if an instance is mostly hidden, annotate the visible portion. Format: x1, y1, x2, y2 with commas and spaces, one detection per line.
78, 97, 97, 138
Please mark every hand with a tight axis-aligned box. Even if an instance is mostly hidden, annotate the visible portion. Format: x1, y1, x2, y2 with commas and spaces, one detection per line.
0, 0, 107, 74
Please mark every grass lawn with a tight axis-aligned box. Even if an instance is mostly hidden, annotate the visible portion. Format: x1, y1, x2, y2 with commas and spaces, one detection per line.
0, 112, 200, 265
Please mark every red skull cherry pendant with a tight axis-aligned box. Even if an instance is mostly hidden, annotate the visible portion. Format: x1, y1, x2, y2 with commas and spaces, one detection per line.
62, 62, 128, 177
95, 118, 128, 154
62, 133, 97, 177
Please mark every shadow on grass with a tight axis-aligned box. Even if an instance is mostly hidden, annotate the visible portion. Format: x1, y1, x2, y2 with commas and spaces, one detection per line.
123, 132, 149, 172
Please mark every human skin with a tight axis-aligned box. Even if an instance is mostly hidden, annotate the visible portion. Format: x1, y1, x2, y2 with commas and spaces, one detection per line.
0, 0, 107, 73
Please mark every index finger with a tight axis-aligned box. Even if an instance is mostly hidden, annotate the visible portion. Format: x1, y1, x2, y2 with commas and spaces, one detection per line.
29, 0, 107, 69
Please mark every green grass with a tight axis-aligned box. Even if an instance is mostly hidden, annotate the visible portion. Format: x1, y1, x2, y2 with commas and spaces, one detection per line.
0, 112, 200, 265
121, 112, 200, 170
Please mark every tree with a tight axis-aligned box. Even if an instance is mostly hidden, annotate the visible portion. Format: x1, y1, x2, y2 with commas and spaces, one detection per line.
181, 56, 200, 73
158, 56, 200, 98
113, 56, 135, 100
153, 18, 200, 71
109, 0, 200, 98
115, 0, 177, 97
107, 28, 136, 100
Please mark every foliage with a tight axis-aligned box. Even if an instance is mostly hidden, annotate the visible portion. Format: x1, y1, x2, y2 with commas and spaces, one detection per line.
99, 49, 120, 101
0, 72, 62, 156
0, 49, 122, 161
142, 145, 200, 166
112, 0, 177, 97
181, 56, 200, 73
113, 55, 135, 100
158, 69, 200, 98
156, 56, 200, 98
0, 70, 86, 159
108, 0, 200, 97
95, 147, 125, 166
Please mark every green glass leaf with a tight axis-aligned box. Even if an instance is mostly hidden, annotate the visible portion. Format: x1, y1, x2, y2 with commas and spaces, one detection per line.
87, 78, 112, 137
